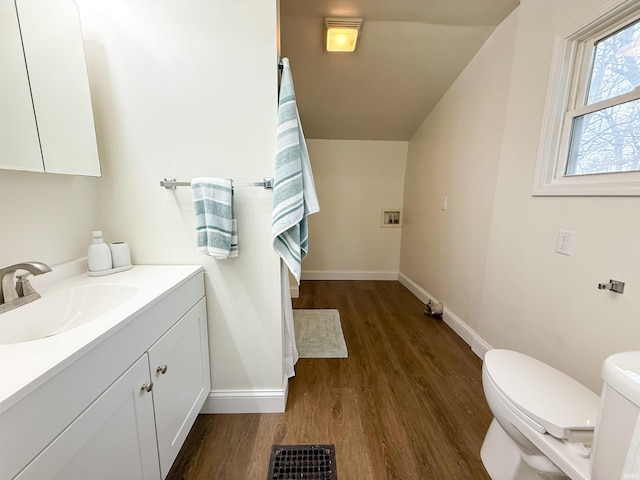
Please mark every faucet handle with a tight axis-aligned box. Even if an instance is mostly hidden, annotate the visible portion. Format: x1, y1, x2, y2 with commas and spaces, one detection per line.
16, 273, 38, 298
1, 271, 19, 303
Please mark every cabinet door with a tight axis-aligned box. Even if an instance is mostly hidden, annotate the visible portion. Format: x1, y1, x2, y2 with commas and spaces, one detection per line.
0, 0, 43, 172
148, 298, 210, 478
16, 355, 161, 480
14, 0, 101, 176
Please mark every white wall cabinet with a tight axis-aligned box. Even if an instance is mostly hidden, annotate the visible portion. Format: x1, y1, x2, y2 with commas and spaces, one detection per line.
0, 0, 43, 172
0, 0, 101, 176
1, 270, 209, 480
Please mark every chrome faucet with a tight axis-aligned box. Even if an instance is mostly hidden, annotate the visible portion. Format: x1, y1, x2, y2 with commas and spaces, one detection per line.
0, 262, 52, 313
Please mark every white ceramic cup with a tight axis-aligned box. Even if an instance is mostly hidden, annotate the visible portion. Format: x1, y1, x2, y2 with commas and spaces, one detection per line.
109, 241, 131, 268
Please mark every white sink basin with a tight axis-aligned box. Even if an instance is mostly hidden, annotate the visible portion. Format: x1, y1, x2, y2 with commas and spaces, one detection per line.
0, 284, 138, 344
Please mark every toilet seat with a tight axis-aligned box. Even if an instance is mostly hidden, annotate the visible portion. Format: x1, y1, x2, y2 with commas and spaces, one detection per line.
483, 350, 600, 442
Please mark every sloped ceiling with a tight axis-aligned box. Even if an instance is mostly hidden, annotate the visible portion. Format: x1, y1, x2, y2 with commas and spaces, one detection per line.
280, 0, 519, 140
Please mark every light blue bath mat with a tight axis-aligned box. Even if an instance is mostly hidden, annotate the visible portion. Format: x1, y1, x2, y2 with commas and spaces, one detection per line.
293, 309, 348, 358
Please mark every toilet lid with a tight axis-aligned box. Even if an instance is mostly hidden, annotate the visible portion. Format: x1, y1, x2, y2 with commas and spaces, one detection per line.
484, 349, 600, 440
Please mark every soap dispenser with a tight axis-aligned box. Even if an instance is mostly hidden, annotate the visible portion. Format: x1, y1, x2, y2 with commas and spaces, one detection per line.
88, 231, 113, 272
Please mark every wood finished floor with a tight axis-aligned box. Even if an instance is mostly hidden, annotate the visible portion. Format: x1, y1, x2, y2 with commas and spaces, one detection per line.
167, 281, 493, 480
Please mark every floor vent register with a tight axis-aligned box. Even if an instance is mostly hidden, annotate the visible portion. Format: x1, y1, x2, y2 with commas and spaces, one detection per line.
267, 444, 337, 480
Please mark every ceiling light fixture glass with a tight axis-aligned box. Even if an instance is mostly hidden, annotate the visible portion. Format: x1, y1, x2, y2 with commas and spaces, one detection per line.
324, 17, 363, 52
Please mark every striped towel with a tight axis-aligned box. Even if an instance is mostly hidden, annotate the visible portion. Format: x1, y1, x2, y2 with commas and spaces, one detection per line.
272, 57, 319, 283
191, 177, 238, 259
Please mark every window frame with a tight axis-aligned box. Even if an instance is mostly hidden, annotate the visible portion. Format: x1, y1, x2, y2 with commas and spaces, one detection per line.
532, 0, 640, 196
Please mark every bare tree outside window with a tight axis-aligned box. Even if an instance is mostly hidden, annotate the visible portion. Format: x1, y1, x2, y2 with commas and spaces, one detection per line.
566, 19, 640, 176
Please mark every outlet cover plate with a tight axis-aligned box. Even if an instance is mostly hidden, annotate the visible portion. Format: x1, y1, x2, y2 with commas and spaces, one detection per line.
555, 229, 575, 256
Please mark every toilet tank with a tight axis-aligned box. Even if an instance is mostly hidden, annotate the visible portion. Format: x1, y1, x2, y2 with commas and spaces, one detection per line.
591, 351, 640, 480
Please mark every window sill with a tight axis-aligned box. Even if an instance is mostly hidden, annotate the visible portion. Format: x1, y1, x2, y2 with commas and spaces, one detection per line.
532, 176, 640, 196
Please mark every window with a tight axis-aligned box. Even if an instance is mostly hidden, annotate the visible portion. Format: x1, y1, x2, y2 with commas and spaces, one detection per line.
533, 0, 640, 196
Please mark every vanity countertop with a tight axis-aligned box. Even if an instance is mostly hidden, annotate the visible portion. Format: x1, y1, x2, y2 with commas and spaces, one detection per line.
0, 264, 203, 413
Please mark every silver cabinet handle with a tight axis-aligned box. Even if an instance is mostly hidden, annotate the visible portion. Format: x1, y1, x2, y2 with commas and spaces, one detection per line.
156, 365, 168, 374
141, 382, 154, 393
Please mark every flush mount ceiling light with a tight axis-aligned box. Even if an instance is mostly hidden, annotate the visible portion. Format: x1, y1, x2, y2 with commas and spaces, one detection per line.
324, 17, 363, 52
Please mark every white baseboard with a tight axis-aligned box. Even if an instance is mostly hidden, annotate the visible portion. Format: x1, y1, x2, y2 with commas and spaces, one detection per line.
301, 270, 399, 281
472, 336, 493, 360
398, 272, 492, 360
442, 308, 475, 347
200, 379, 289, 414
398, 272, 437, 304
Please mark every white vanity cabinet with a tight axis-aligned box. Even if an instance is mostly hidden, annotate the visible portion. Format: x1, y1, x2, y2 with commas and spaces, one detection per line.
0, 267, 210, 480
147, 298, 210, 479
15, 354, 160, 480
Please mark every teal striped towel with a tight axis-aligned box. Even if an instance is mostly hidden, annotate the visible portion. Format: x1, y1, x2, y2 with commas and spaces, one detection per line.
191, 177, 238, 259
272, 58, 319, 282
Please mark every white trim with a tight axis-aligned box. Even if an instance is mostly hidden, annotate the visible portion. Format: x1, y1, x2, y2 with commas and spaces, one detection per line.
471, 335, 493, 360
398, 272, 493, 360
563, 0, 640, 38
397, 272, 437, 305
301, 270, 399, 281
290, 285, 299, 298
532, 0, 640, 197
532, 34, 576, 195
441, 308, 493, 360
568, 88, 640, 118
200, 379, 289, 414
442, 308, 476, 347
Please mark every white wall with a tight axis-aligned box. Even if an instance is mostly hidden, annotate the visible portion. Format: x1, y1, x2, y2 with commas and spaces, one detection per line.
0, 170, 99, 267
477, 0, 639, 393
400, 11, 518, 330
76, 0, 283, 411
401, 0, 640, 392
303, 139, 407, 280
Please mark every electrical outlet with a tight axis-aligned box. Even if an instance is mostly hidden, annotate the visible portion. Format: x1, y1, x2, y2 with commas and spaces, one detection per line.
555, 229, 575, 256
440, 197, 448, 211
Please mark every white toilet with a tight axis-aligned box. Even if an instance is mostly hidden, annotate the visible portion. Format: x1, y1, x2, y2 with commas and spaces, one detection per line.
480, 349, 640, 480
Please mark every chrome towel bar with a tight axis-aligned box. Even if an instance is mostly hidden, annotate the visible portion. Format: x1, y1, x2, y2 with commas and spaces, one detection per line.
160, 178, 274, 190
